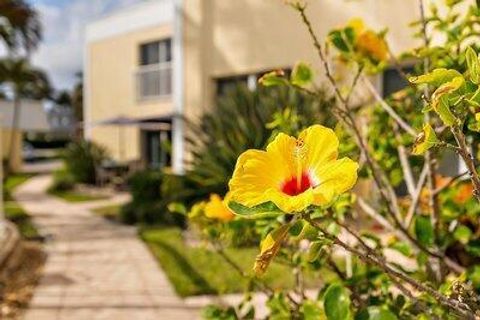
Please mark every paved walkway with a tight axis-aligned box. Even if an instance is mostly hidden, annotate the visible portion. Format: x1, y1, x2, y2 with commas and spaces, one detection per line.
14, 175, 200, 320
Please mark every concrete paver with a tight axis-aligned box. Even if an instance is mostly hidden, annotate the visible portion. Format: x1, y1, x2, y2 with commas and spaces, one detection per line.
15, 175, 200, 320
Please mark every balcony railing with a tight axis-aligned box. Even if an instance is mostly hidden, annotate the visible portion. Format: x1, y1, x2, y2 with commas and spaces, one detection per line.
136, 62, 172, 100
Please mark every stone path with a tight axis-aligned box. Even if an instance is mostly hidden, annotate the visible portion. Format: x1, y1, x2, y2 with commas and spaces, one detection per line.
14, 175, 201, 320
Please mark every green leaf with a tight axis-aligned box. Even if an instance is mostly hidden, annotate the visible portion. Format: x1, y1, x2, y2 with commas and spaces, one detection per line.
466, 46, 480, 84
415, 216, 434, 246
388, 241, 413, 257
409, 68, 462, 87
412, 123, 439, 155
228, 201, 283, 219
258, 70, 288, 87
466, 239, 480, 257
254, 224, 291, 275
329, 30, 350, 53
167, 202, 187, 215
301, 301, 324, 320
289, 220, 305, 237
291, 62, 314, 87
367, 307, 398, 320
324, 283, 352, 320
454, 225, 473, 245
308, 239, 332, 262
434, 95, 459, 127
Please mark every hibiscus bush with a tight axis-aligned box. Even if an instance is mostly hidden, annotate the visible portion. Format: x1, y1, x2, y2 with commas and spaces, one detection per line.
185, 1, 480, 319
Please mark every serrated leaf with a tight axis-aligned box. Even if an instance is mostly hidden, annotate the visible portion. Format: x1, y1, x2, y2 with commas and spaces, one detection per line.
228, 201, 283, 219
412, 123, 439, 155
258, 70, 288, 87
291, 62, 314, 87
409, 68, 462, 87
254, 224, 291, 275
466, 46, 480, 84
415, 216, 434, 246
454, 225, 473, 245
324, 283, 351, 320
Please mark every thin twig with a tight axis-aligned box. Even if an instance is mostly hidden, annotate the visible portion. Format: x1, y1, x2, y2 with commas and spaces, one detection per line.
362, 76, 417, 137
452, 128, 480, 202
306, 217, 475, 319
393, 123, 416, 196
405, 163, 429, 228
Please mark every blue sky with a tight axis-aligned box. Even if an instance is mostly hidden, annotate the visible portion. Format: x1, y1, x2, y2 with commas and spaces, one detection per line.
27, 0, 144, 91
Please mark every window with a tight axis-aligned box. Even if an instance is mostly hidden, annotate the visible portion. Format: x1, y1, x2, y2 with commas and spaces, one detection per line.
216, 69, 291, 97
382, 66, 414, 97
137, 39, 172, 100
216, 75, 249, 96
140, 39, 171, 65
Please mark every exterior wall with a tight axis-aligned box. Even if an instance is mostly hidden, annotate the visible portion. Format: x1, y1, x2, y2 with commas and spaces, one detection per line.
86, 24, 173, 161
87, 0, 422, 166
182, 0, 419, 118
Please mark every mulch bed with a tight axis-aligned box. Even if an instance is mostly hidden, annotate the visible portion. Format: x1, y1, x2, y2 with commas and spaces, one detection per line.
0, 241, 46, 319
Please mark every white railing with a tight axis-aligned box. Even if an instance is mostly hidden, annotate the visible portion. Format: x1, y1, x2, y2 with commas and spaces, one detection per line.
136, 62, 172, 100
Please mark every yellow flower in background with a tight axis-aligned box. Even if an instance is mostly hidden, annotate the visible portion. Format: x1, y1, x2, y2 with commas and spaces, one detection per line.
348, 18, 388, 62
357, 31, 388, 62
347, 18, 365, 36
228, 125, 358, 213
188, 201, 206, 219
204, 194, 235, 222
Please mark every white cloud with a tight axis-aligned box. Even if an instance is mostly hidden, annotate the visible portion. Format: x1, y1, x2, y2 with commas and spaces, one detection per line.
31, 0, 143, 91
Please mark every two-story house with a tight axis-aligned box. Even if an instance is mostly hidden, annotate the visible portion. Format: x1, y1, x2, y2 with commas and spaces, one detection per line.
84, 0, 438, 175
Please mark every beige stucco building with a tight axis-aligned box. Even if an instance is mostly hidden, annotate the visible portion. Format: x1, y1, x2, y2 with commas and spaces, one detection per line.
84, 0, 422, 174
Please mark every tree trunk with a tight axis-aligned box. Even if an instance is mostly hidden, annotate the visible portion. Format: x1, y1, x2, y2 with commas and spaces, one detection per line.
7, 94, 21, 173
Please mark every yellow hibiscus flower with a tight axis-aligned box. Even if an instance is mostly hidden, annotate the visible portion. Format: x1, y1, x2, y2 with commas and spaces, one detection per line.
228, 125, 359, 213
204, 194, 235, 222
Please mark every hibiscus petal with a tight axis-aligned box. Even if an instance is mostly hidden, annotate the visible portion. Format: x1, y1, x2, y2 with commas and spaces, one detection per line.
312, 157, 359, 205
299, 125, 339, 173
229, 150, 281, 208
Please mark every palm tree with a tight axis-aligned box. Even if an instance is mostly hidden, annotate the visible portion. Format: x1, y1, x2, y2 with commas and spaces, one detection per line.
0, 58, 51, 172
0, 0, 42, 53
71, 73, 83, 123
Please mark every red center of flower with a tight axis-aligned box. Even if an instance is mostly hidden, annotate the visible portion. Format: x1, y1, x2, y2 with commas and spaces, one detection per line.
281, 173, 313, 196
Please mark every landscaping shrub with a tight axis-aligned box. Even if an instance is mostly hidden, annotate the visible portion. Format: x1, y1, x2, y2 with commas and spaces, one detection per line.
63, 140, 108, 184
48, 169, 75, 192
121, 170, 186, 227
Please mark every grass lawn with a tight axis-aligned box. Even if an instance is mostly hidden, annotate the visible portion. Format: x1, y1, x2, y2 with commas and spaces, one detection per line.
4, 173, 34, 201
92, 204, 121, 221
141, 227, 327, 297
48, 189, 109, 203
4, 173, 40, 240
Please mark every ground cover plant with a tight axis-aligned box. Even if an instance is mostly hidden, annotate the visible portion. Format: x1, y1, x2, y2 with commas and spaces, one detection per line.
4, 173, 39, 240
183, 1, 480, 319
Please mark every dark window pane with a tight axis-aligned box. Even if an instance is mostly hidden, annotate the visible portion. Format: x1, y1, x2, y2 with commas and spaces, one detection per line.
216, 76, 248, 96
382, 66, 414, 97
140, 39, 171, 66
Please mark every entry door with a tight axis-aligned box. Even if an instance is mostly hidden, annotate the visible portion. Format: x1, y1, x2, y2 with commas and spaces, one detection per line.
144, 130, 171, 169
